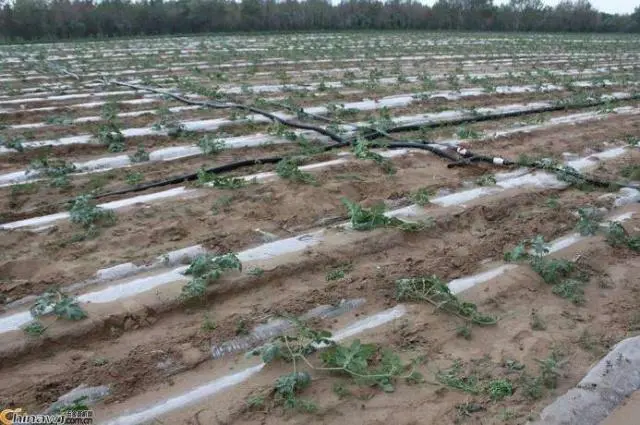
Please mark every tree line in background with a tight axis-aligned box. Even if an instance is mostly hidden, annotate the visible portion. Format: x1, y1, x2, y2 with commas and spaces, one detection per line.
0, 0, 640, 41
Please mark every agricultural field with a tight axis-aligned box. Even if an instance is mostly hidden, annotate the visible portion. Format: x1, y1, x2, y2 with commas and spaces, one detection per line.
0, 31, 640, 425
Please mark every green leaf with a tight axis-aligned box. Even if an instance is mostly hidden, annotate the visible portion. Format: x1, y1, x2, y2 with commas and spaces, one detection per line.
406, 371, 425, 384
185, 253, 241, 279
322, 339, 375, 375
606, 222, 640, 251
23, 320, 47, 336
436, 361, 481, 395
261, 343, 281, 364
395, 276, 495, 325
351, 138, 395, 174
181, 253, 241, 300
530, 235, 550, 255
52, 296, 87, 321
276, 157, 317, 185
30, 290, 57, 317
552, 279, 585, 304
341, 198, 392, 231
576, 207, 602, 236
68, 195, 116, 230
197, 171, 246, 189
606, 222, 628, 246
627, 236, 640, 252
475, 174, 496, 186
488, 379, 513, 400
213, 253, 242, 272
129, 145, 150, 163
504, 242, 527, 262
180, 278, 208, 300
531, 257, 574, 285
275, 371, 311, 398
198, 136, 226, 155
378, 349, 403, 379
380, 381, 395, 392
56, 396, 89, 414
410, 188, 431, 206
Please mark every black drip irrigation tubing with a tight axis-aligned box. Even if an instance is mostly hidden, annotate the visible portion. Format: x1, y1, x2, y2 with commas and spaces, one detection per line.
449, 151, 639, 190
93, 156, 284, 199
92, 141, 462, 200
362, 94, 640, 138
78, 93, 640, 200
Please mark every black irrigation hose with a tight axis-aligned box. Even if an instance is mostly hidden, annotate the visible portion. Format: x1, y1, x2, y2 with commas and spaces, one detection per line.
94, 143, 344, 199
379, 141, 462, 162
92, 139, 637, 204
108, 79, 347, 144
10, 74, 629, 220
113, 77, 640, 145
362, 93, 640, 139
448, 149, 640, 190
92, 94, 640, 199
93, 140, 459, 199
552, 168, 639, 190
70, 79, 640, 200
94, 156, 285, 199
448, 155, 514, 167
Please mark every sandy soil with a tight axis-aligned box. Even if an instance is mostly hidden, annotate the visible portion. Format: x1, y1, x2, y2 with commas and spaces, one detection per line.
0, 34, 639, 425
601, 391, 640, 425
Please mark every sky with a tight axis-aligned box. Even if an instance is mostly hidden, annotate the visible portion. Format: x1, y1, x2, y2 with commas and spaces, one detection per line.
423, 0, 638, 15
529, 0, 637, 14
